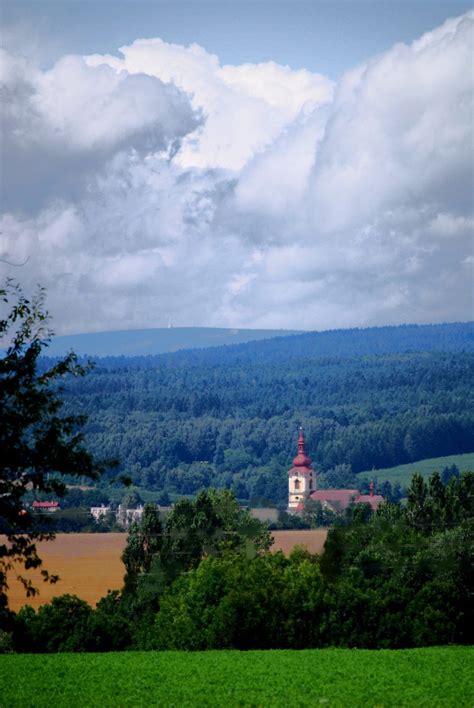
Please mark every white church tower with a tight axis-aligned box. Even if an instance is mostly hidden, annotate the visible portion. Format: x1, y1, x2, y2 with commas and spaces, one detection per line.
288, 427, 315, 511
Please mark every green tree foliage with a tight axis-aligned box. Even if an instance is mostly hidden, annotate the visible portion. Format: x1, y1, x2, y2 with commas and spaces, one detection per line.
152, 550, 324, 650
441, 464, 460, 485
85, 591, 132, 651
318, 464, 359, 490
122, 503, 163, 595
123, 490, 272, 598
121, 489, 143, 509
118, 489, 273, 644
15, 595, 92, 653
14, 591, 132, 653
301, 498, 336, 527
0, 281, 107, 606
59, 488, 109, 509
406, 471, 474, 533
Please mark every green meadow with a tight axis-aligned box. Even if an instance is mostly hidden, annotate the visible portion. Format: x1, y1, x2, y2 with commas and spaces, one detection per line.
2, 647, 473, 707
358, 452, 474, 487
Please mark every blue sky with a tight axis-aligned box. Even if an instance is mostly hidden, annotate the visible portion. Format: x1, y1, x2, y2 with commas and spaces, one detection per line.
3, 0, 472, 76
1, 2, 473, 334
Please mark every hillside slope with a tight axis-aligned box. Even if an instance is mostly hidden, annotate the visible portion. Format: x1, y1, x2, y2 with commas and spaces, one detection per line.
358, 452, 474, 486
47, 327, 301, 357
138, 321, 474, 367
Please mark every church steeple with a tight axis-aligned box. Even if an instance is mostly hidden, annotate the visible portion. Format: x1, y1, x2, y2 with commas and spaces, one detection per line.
293, 427, 312, 469
288, 427, 316, 511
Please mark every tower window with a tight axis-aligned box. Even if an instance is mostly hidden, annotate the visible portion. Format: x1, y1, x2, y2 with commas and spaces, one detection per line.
294, 479, 300, 491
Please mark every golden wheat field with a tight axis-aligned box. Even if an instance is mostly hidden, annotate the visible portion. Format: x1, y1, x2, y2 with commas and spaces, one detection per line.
4, 529, 328, 612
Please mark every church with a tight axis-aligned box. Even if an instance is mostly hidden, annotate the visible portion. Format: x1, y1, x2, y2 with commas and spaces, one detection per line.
288, 428, 384, 513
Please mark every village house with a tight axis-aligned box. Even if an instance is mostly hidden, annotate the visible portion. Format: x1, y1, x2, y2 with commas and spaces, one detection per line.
90, 503, 144, 528
31, 500, 60, 513
116, 503, 145, 528
90, 504, 111, 522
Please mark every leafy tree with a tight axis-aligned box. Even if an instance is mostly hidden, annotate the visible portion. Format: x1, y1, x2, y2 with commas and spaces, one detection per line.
157, 491, 171, 506
0, 280, 108, 607
441, 464, 460, 486
406, 473, 430, 532
117, 489, 273, 647
121, 489, 143, 509
122, 490, 272, 611
15, 594, 92, 653
273, 509, 310, 529
379, 480, 393, 500
157, 489, 272, 583
122, 503, 163, 595
406, 470, 474, 534
85, 591, 132, 651
319, 463, 358, 489
152, 553, 288, 650
302, 498, 336, 527
6, 471, 474, 653
60, 487, 109, 509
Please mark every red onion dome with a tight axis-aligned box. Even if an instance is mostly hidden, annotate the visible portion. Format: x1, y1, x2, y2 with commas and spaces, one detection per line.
293, 428, 312, 467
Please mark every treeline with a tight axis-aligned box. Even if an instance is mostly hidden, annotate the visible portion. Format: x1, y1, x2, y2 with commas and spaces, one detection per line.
2, 472, 473, 652
50, 345, 474, 503
85, 321, 474, 368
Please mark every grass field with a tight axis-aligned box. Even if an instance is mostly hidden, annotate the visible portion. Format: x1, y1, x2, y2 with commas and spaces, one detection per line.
5, 530, 328, 612
1, 647, 472, 707
358, 452, 474, 487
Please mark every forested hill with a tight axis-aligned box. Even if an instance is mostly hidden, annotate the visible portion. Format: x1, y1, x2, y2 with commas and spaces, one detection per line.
93, 321, 474, 368
52, 322, 474, 505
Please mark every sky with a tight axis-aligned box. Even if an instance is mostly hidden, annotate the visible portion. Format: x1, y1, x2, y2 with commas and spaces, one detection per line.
1, 0, 473, 334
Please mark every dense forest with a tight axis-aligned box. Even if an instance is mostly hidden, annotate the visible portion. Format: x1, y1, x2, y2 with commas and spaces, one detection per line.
47, 322, 474, 505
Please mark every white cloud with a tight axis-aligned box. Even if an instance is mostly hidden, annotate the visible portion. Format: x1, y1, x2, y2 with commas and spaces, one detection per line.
0, 48, 199, 212
1, 48, 197, 153
1, 12, 473, 334
87, 39, 334, 170
309, 12, 473, 234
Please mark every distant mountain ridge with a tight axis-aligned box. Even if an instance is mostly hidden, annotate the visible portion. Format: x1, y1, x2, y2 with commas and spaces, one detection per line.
48, 322, 474, 360
47, 327, 302, 357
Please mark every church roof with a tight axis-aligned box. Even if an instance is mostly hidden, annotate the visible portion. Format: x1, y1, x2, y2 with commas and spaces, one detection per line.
310, 489, 359, 510
357, 494, 384, 510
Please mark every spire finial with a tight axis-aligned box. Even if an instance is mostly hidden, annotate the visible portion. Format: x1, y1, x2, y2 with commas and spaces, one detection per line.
297, 426, 307, 456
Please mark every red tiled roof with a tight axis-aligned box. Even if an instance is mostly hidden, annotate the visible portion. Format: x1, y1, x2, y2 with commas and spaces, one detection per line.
357, 494, 384, 510
310, 489, 359, 510
288, 466, 313, 476
32, 501, 59, 508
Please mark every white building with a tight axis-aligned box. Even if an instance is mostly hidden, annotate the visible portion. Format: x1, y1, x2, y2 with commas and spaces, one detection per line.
90, 504, 111, 522
116, 504, 145, 528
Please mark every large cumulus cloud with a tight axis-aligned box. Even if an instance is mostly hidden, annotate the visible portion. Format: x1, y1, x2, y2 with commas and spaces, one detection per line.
1, 11, 473, 334
0, 49, 199, 211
